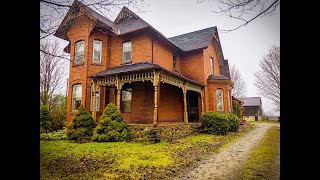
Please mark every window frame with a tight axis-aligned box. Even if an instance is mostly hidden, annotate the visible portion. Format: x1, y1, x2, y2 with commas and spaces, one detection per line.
74, 40, 84, 65
122, 41, 132, 63
92, 40, 102, 63
90, 84, 100, 112
71, 84, 82, 111
173, 55, 177, 71
216, 89, 224, 111
121, 87, 132, 113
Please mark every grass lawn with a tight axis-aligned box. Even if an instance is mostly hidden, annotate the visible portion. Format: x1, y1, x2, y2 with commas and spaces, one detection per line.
40, 125, 254, 180
247, 120, 280, 124
235, 126, 280, 179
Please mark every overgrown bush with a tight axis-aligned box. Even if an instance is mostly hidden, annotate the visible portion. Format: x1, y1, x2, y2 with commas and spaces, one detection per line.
226, 113, 240, 132
92, 103, 130, 142
232, 100, 241, 118
40, 128, 67, 140
66, 105, 97, 140
200, 112, 228, 135
40, 104, 52, 134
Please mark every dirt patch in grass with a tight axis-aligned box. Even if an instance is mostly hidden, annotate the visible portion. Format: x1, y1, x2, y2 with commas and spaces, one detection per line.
40, 125, 254, 180
234, 126, 280, 179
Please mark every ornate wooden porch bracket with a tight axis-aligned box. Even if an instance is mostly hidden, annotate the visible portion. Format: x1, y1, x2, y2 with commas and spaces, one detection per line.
153, 70, 160, 127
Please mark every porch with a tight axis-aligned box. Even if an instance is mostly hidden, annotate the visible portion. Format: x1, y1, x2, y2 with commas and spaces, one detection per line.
89, 62, 205, 126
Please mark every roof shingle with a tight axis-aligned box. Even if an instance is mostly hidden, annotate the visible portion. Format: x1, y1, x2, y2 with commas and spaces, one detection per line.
237, 97, 262, 107
168, 27, 216, 51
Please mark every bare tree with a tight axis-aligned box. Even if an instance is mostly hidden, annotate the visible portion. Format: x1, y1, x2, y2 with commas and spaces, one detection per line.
254, 45, 280, 112
197, 0, 280, 32
230, 65, 247, 98
40, 41, 68, 106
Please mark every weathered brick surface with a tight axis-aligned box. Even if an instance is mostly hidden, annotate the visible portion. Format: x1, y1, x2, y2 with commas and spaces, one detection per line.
65, 13, 232, 125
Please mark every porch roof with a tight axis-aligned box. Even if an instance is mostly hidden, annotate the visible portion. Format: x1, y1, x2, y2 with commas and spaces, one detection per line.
88, 61, 204, 86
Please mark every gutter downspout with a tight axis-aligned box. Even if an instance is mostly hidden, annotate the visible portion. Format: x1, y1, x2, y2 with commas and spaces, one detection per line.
152, 39, 155, 64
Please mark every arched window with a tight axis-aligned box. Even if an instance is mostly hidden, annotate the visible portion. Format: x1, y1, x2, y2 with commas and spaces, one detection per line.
74, 40, 84, 64
90, 84, 100, 111
72, 84, 82, 111
210, 57, 214, 75
216, 89, 224, 111
93, 40, 102, 63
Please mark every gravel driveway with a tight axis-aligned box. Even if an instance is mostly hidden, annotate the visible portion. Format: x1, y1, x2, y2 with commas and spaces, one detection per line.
177, 123, 280, 180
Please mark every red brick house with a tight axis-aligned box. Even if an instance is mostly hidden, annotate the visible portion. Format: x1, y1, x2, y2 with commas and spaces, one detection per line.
55, 0, 233, 126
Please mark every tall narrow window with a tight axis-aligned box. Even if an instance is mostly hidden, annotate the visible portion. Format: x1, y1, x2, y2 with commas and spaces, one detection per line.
173, 55, 177, 70
122, 41, 132, 63
72, 84, 82, 111
74, 41, 84, 64
216, 89, 224, 111
93, 40, 102, 63
210, 57, 214, 75
121, 88, 132, 113
228, 90, 231, 112
90, 84, 100, 111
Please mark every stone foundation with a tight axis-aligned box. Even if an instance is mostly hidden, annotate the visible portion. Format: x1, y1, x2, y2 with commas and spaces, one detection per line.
128, 123, 201, 143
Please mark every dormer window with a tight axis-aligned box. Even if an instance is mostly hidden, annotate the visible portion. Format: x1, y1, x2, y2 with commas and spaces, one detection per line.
122, 41, 132, 63
74, 40, 84, 65
93, 40, 102, 63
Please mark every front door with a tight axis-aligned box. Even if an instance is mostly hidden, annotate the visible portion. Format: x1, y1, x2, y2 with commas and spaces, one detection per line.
187, 91, 199, 122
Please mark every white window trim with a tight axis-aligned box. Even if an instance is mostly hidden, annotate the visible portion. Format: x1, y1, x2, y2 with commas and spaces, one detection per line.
122, 41, 132, 62
93, 40, 102, 63
72, 84, 82, 111
90, 84, 100, 111
75, 41, 84, 64
216, 89, 224, 111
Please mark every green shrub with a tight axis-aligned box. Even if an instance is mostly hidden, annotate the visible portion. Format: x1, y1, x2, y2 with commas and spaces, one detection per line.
40, 104, 52, 134
200, 112, 228, 135
66, 105, 97, 140
40, 128, 67, 140
92, 103, 130, 142
226, 113, 240, 132
232, 100, 241, 118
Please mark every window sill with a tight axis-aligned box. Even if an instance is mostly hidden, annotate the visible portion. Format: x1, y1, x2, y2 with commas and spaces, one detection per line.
72, 62, 84, 67
91, 62, 103, 66
121, 61, 132, 65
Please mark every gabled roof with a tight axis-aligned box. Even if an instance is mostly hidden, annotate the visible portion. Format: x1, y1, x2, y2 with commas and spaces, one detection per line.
89, 61, 204, 86
56, 1, 221, 54
168, 27, 217, 52
238, 97, 262, 107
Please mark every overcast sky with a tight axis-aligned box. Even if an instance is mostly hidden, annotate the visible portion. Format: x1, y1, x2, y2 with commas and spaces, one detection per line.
47, 0, 280, 116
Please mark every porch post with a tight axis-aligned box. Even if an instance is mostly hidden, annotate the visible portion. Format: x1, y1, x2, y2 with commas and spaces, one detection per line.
153, 70, 160, 126
116, 77, 124, 111
201, 90, 204, 114
92, 80, 97, 120
116, 77, 123, 112
183, 85, 188, 124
